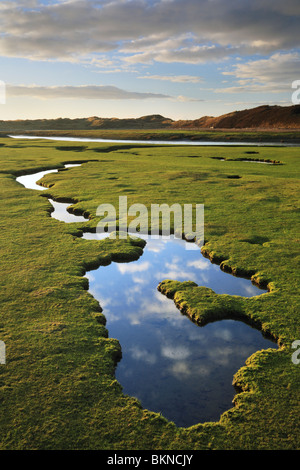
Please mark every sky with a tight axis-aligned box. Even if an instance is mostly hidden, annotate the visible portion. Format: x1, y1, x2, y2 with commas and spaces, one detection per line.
0, 0, 299, 120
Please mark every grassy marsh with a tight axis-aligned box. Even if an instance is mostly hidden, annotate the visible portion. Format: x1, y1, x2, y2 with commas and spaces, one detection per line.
0, 137, 299, 449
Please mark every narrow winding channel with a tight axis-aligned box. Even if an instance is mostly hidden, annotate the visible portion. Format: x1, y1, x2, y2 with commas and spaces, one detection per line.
17, 163, 277, 427
10, 134, 299, 146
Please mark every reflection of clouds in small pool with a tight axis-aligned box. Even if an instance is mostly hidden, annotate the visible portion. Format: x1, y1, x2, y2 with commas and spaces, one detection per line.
185, 328, 208, 343
124, 291, 182, 326
240, 282, 262, 296
81, 214, 273, 426
130, 346, 157, 365
127, 313, 142, 326
146, 240, 167, 253
197, 272, 211, 284
125, 284, 144, 305
161, 344, 191, 361
140, 291, 179, 316
86, 272, 95, 283
169, 361, 211, 380
207, 346, 236, 366
132, 275, 148, 285
117, 261, 150, 274
187, 258, 211, 270
169, 361, 193, 378
212, 327, 233, 342
155, 260, 198, 282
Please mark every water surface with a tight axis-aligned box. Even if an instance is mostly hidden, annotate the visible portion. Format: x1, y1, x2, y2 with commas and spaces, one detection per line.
84, 232, 273, 427
9, 134, 298, 147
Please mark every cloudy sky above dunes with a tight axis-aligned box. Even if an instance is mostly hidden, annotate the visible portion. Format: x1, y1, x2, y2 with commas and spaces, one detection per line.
0, 0, 299, 119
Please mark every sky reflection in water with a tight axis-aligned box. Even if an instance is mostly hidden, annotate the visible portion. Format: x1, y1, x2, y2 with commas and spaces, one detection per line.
84, 233, 274, 427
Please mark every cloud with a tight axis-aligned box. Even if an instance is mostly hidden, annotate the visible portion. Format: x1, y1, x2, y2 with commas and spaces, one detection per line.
129, 346, 157, 365
0, 0, 299, 66
215, 52, 300, 93
168, 360, 210, 379
7, 84, 171, 100
187, 259, 210, 270
117, 261, 151, 274
174, 95, 204, 102
161, 344, 191, 360
139, 290, 182, 318
155, 260, 197, 282
168, 361, 193, 378
123, 44, 238, 65
138, 74, 203, 83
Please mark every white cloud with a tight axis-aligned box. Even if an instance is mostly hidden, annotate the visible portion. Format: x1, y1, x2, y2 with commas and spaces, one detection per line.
7, 84, 170, 100
117, 261, 151, 275
168, 361, 210, 379
187, 259, 210, 270
174, 95, 204, 102
123, 44, 238, 65
130, 346, 157, 365
0, 1, 299, 66
168, 361, 193, 378
161, 344, 191, 360
155, 260, 197, 282
138, 74, 203, 83
216, 52, 300, 94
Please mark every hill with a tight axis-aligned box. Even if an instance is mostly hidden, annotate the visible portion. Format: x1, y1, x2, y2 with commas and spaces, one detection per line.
1, 105, 300, 133
172, 105, 300, 129
0, 114, 173, 132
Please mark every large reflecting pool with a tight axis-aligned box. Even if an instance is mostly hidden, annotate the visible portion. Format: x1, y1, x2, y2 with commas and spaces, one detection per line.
83, 233, 274, 427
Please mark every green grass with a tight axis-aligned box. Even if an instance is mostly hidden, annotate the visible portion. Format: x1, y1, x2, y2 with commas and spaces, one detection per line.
0, 137, 299, 450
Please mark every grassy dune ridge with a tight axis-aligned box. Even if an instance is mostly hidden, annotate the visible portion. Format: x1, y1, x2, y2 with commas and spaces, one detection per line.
0, 137, 299, 449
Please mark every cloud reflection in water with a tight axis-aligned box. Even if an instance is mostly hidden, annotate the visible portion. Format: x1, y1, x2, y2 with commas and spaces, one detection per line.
85, 233, 274, 427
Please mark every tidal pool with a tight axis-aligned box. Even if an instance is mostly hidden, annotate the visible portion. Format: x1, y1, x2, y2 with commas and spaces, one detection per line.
17, 164, 277, 427
83, 233, 275, 427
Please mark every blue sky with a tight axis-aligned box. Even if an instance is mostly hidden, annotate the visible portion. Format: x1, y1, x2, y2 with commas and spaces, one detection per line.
0, 0, 299, 120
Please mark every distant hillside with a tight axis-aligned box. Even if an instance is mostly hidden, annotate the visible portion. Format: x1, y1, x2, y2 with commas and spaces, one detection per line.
171, 105, 300, 129
1, 105, 300, 132
0, 114, 173, 132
